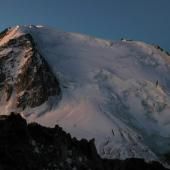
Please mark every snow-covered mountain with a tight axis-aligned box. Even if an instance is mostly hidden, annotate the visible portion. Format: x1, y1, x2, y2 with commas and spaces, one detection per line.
0, 25, 170, 163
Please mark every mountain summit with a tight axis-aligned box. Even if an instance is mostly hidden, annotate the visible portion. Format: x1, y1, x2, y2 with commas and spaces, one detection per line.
0, 25, 170, 163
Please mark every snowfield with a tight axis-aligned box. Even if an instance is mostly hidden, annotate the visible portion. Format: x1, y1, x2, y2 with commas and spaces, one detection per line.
1, 25, 170, 162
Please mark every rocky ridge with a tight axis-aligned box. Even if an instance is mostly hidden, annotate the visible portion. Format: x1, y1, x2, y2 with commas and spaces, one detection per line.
0, 113, 168, 170
0, 28, 61, 114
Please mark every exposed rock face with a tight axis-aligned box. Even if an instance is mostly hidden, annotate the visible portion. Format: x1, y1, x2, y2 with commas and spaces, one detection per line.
0, 32, 61, 110
0, 28, 10, 40
0, 113, 168, 170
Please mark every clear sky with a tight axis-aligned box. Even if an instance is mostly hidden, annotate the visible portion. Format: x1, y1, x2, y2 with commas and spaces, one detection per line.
0, 0, 169, 50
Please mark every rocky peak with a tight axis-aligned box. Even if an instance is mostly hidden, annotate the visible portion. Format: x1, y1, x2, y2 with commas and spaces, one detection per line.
0, 30, 61, 113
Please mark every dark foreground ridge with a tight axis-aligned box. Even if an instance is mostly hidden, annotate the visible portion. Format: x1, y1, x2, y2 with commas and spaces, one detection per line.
0, 113, 168, 170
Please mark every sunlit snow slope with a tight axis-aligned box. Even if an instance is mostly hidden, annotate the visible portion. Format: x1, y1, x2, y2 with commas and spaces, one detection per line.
1, 25, 170, 162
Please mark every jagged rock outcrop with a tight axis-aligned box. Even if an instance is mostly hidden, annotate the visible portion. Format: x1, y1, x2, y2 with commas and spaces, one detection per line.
0, 113, 168, 170
0, 32, 61, 111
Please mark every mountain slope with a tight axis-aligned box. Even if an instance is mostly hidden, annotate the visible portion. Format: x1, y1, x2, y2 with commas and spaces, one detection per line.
0, 25, 170, 163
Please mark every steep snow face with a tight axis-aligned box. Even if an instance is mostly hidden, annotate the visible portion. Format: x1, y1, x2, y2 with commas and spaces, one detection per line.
1, 25, 170, 161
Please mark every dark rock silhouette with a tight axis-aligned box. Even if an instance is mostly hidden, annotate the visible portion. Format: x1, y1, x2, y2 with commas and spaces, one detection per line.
156, 80, 159, 87
0, 113, 168, 170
